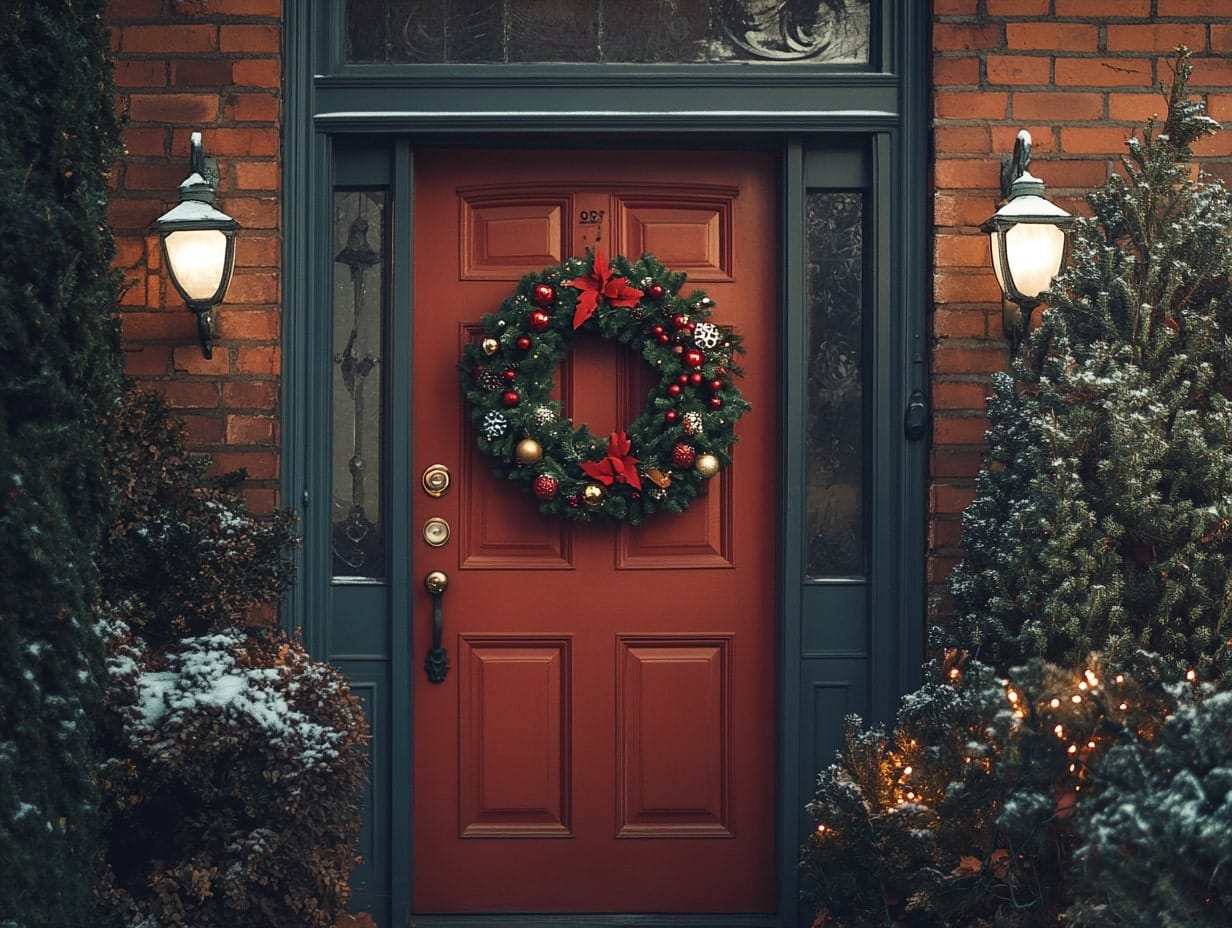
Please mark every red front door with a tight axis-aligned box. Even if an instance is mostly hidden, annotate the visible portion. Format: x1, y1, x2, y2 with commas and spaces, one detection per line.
411, 149, 777, 914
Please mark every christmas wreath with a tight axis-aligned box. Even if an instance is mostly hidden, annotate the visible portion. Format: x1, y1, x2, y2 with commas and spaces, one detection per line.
460, 250, 751, 524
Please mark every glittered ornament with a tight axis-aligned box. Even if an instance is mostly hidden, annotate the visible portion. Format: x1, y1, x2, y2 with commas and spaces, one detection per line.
502, 390, 520, 407
582, 483, 605, 507
684, 348, 705, 368
682, 411, 704, 435
693, 322, 721, 349
478, 369, 503, 392
695, 453, 720, 478
533, 473, 559, 500
671, 442, 697, 469
481, 410, 508, 439
532, 283, 556, 307
514, 438, 543, 464
481, 337, 500, 356
532, 405, 555, 427
530, 309, 552, 331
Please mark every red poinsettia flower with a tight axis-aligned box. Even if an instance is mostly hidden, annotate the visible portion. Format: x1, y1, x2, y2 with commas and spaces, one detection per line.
579, 431, 642, 490
567, 249, 644, 329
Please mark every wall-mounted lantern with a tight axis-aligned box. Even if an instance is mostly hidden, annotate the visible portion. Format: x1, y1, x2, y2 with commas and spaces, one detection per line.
981, 130, 1075, 352
152, 132, 240, 359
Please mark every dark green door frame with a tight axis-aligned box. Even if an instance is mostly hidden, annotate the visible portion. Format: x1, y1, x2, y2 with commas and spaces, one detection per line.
282, 4, 928, 926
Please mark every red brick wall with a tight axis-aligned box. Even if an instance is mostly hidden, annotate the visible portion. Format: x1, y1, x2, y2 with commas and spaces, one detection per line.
107, 0, 282, 513
102, 1, 1232, 604
929, 0, 1232, 620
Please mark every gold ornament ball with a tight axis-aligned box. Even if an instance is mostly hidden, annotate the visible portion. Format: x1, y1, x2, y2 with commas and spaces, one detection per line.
514, 438, 543, 465
481, 337, 500, 356
695, 453, 721, 478
582, 483, 605, 507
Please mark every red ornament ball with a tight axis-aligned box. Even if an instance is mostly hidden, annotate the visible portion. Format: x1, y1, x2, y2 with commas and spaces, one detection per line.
657, 333, 671, 345
647, 283, 665, 300
664, 410, 679, 424
671, 442, 697, 469
531, 283, 556, 307
709, 396, 723, 409
651, 325, 664, 337
684, 348, 705, 368
710, 379, 724, 392
677, 374, 690, 385
689, 372, 704, 386
516, 336, 532, 351
672, 313, 690, 330
566, 495, 580, 508
533, 474, 559, 500
668, 384, 681, 396
673, 345, 684, 355
529, 309, 552, 332
504, 369, 517, 382
502, 390, 520, 407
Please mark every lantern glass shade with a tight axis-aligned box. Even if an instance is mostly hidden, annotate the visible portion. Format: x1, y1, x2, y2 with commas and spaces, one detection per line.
983, 191, 1074, 306
162, 228, 234, 304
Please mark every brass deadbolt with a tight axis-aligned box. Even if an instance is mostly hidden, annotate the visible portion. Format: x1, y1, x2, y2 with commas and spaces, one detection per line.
422, 463, 451, 497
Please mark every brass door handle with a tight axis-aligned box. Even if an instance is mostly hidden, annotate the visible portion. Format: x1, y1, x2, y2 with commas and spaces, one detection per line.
424, 571, 449, 684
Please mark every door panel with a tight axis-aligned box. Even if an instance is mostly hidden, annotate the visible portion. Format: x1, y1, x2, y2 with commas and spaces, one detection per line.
412, 149, 776, 914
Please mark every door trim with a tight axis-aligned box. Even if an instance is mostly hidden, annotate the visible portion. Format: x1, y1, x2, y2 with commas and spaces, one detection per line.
283, 4, 930, 926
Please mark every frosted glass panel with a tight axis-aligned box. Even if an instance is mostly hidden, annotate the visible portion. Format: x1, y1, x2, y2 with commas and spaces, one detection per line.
345, 0, 870, 65
332, 190, 387, 579
805, 191, 865, 579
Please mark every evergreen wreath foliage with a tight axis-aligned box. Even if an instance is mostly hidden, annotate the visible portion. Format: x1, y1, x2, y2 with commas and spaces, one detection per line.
803, 49, 1232, 928
460, 250, 751, 524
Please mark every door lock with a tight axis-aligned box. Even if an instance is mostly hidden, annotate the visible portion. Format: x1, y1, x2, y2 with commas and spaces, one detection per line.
421, 463, 451, 497
422, 517, 451, 547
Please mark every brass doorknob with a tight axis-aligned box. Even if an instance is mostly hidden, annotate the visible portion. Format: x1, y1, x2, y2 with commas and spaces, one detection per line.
424, 570, 449, 595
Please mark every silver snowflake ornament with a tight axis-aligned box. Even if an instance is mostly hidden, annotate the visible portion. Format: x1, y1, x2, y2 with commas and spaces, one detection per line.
693, 322, 721, 349
481, 410, 508, 439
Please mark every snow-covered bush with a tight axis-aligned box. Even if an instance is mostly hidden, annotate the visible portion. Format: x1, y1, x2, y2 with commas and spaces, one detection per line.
94, 387, 368, 928
1066, 687, 1232, 927
97, 621, 367, 928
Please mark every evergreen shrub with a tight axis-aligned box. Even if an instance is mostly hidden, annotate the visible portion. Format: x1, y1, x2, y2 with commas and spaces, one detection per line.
0, 1, 122, 924
803, 50, 1232, 928
94, 388, 369, 928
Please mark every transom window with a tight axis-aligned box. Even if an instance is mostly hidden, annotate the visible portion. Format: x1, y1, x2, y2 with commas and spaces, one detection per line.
344, 0, 871, 65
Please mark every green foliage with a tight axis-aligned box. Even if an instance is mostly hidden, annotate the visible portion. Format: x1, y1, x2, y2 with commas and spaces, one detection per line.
1066, 687, 1232, 927
804, 656, 1181, 928
460, 251, 750, 523
93, 387, 368, 928
949, 50, 1232, 686
804, 50, 1232, 928
99, 389, 297, 650
0, 0, 122, 924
